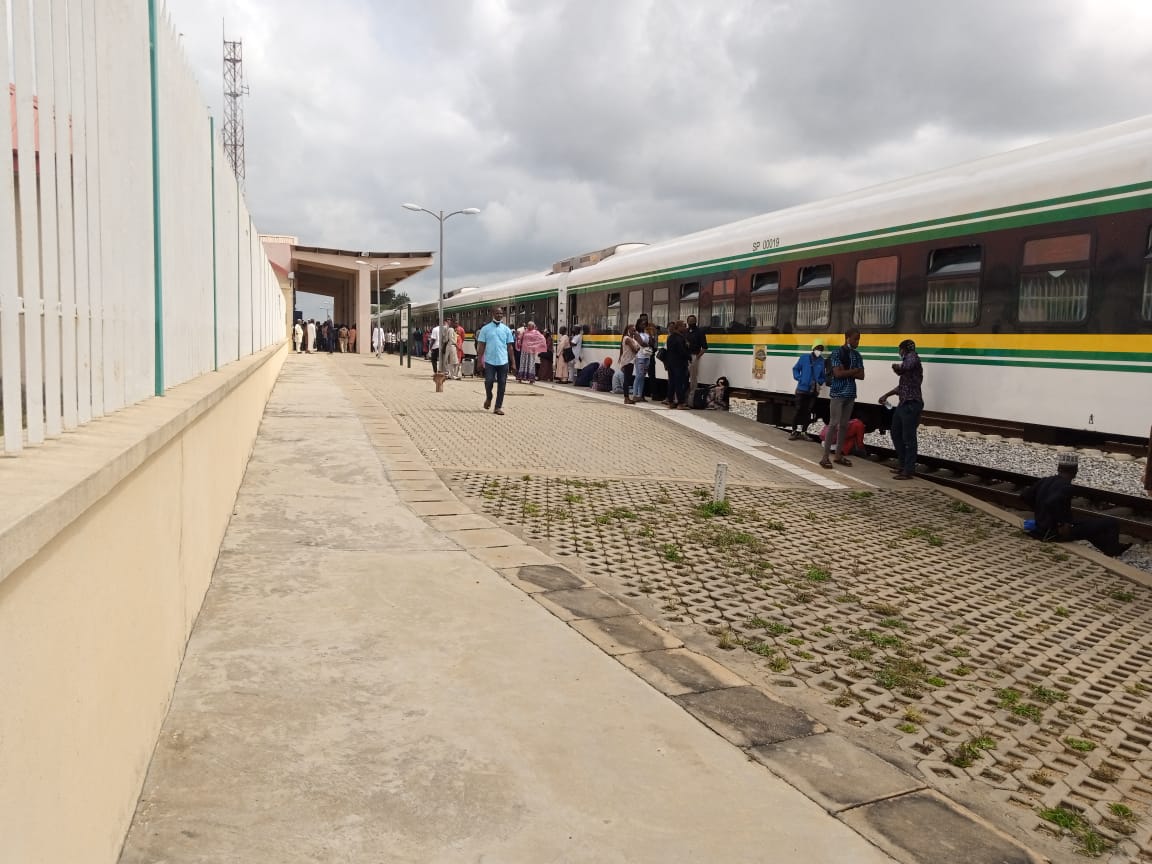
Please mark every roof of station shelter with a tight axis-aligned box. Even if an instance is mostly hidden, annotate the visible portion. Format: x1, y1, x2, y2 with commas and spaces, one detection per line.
287, 244, 434, 292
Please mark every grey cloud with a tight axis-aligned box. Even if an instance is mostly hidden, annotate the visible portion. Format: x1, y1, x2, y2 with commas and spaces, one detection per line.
169, 0, 1152, 305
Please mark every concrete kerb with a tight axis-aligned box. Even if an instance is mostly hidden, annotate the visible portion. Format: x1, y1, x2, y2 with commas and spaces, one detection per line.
333, 362, 1046, 864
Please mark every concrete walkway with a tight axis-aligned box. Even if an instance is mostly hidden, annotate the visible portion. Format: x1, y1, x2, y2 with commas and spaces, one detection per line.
118, 357, 899, 863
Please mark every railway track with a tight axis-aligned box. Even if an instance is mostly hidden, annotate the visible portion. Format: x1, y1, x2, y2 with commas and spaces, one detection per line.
867, 445, 1152, 542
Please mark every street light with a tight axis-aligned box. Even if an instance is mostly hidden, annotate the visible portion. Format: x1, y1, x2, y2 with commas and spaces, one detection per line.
355, 259, 402, 341
402, 202, 480, 373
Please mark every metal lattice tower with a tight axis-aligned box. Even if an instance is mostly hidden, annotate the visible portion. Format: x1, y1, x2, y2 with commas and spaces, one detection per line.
222, 39, 249, 189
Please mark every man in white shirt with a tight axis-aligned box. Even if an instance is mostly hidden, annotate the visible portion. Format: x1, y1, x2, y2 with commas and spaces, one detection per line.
372, 323, 384, 357
429, 320, 443, 369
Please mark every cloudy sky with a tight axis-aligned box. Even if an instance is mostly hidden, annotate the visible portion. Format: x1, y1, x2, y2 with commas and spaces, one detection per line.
167, 0, 1152, 314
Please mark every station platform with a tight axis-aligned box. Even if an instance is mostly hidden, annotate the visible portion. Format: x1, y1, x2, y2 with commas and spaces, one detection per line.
119, 355, 1152, 864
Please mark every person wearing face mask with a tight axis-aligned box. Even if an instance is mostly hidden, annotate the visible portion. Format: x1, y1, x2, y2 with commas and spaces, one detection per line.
789, 340, 827, 440
879, 338, 924, 479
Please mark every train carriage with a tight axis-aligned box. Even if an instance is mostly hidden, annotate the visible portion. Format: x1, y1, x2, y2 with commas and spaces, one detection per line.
409, 115, 1152, 439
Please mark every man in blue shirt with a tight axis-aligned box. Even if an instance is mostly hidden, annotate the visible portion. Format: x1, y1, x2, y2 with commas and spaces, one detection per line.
475, 307, 517, 415
820, 328, 864, 469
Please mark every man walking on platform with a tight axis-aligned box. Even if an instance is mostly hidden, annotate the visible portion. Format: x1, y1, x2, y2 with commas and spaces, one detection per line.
820, 328, 864, 469
879, 339, 924, 479
476, 308, 516, 415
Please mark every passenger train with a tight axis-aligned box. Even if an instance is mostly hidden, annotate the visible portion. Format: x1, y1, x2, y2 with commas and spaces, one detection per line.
393, 115, 1152, 440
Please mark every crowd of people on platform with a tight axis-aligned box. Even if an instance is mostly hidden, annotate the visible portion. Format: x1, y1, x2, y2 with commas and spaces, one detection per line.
292, 319, 358, 354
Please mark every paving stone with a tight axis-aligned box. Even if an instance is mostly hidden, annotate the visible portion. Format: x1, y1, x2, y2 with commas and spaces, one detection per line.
408, 500, 474, 517
750, 733, 924, 813
425, 514, 494, 532
534, 588, 636, 621
469, 544, 554, 569
398, 490, 457, 503
839, 790, 1042, 864
514, 564, 587, 592
569, 615, 682, 655
673, 687, 820, 747
617, 648, 749, 696
444, 527, 523, 549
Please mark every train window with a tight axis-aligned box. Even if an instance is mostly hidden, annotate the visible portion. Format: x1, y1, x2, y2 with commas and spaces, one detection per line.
606, 293, 622, 333
678, 283, 699, 322
652, 287, 669, 328
1018, 234, 1090, 323
853, 256, 898, 327
1144, 229, 1152, 320
796, 264, 831, 328
750, 271, 779, 331
627, 289, 643, 324
925, 244, 981, 325
710, 278, 735, 329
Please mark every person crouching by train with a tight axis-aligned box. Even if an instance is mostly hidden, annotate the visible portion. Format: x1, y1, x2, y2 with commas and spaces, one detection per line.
820, 329, 864, 469
789, 340, 826, 440
1022, 453, 1130, 558
879, 339, 924, 480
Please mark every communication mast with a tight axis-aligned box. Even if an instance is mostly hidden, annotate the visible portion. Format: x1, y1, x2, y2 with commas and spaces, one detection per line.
222, 37, 249, 189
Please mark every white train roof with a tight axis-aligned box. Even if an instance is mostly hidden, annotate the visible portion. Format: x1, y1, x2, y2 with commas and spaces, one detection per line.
564, 113, 1152, 291
423, 114, 1152, 307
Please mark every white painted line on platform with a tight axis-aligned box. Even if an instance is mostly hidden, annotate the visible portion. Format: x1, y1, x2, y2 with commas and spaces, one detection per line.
658, 409, 848, 490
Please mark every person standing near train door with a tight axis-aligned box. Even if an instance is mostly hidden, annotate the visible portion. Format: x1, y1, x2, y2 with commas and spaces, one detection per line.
686, 315, 709, 402
820, 328, 864, 470
879, 338, 924, 480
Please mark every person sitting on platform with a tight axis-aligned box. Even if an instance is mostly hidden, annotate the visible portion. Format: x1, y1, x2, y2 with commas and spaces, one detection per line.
819, 417, 867, 458
1022, 453, 1130, 557
592, 357, 615, 391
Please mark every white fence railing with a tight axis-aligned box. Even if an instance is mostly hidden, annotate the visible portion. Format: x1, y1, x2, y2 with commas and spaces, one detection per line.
1, 0, 285, 455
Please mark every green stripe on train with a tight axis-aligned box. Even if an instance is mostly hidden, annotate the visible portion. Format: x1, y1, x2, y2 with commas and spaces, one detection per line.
567, 188, 1152, 294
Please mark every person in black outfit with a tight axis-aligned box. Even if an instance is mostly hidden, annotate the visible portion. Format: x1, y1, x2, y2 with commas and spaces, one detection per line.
685, 314, 709, 398
664, 320, 691, 408
1022, 453, 1130, 557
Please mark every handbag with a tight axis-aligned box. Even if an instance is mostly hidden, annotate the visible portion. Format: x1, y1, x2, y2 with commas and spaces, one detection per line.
562, 346, 576, 363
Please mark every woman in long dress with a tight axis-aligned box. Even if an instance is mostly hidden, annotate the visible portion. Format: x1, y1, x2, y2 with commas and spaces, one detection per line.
555, 326, 571, 383
518, 322, 548, 383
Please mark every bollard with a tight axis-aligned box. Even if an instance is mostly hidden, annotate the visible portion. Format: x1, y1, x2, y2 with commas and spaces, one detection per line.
433, 372, 447, 393
713, 462, 728, 503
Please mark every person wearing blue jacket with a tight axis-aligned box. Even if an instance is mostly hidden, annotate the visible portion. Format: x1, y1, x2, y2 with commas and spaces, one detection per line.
789, 340, 826, 440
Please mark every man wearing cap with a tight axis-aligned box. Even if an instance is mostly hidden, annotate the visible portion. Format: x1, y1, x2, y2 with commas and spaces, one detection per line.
1021, 453, 1130, 557
879, 339, 924, 479
789, 340, 826, 440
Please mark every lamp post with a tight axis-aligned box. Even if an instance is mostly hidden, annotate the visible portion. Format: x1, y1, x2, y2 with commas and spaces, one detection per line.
356, 259, 402, 356
402, 202, 480, 374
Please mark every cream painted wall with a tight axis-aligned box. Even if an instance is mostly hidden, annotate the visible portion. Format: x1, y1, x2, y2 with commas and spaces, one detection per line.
0, 344, 287, 864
